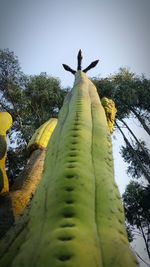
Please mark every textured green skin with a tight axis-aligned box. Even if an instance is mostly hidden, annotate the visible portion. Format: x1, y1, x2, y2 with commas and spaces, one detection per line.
0, 72, 138, 267
89, 83, 138, 267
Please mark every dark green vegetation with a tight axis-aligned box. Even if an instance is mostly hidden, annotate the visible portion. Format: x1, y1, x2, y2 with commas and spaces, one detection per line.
0, 49, 67, 180
123, 181, 150, 261
0, 49, 150, 262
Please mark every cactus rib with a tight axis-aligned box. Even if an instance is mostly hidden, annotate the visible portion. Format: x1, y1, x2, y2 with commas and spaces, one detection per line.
0, 72, 138, 267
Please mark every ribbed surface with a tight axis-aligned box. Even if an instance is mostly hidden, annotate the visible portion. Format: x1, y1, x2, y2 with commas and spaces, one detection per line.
0, 72, 138, 267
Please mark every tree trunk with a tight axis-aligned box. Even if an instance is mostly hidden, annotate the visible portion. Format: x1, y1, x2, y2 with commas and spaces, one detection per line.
119, 118, 150, 162
130, 107, 150, 136
115, 121, 150, 183
139, 223, 150, 259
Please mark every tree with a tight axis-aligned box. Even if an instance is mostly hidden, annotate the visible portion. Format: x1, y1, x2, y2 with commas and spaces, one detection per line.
123, 181, 150, 263
120, 139, 150, 181
0, 49, 67, 182
0, 49, 28, 181
24, 72, 65, 135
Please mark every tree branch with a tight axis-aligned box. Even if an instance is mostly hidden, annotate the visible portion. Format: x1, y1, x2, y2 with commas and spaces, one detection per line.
115, 120, 150, 183
119, 118, 150, 162
139, 223, 150, 259
130, 107, 150, 136
134, 250, 149, 266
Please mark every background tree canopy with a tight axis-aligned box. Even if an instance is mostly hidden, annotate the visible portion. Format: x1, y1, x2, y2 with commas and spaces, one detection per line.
0, 49, 150, 264
0, 49, 67, 180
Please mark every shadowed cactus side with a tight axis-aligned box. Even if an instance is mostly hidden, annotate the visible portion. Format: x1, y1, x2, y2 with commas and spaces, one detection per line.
0, 112, 12, 194
0, 52, 138, 267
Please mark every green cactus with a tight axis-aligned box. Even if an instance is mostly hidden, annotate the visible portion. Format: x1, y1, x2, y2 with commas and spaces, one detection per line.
0, 53, 138, 267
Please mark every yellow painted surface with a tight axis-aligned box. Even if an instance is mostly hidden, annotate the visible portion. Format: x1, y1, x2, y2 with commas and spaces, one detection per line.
101, 97, 117, 133
0, 112, 12, 193
27, 118, 57, 153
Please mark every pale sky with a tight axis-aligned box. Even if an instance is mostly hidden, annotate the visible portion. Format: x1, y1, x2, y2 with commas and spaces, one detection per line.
0, 0, 150, 87
0, 1, 149, 265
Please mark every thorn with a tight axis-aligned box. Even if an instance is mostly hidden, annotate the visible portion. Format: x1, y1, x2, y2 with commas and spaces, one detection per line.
77, 49, 83, 70
83, 60, 99, 73
62, 64, 76, 75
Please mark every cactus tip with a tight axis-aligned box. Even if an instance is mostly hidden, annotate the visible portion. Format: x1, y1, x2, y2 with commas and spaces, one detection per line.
63, 50, 99, 74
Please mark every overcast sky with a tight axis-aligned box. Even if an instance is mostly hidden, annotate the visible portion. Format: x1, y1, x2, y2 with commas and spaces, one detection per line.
0, 1, 149, 265
0, 0, 150, 87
